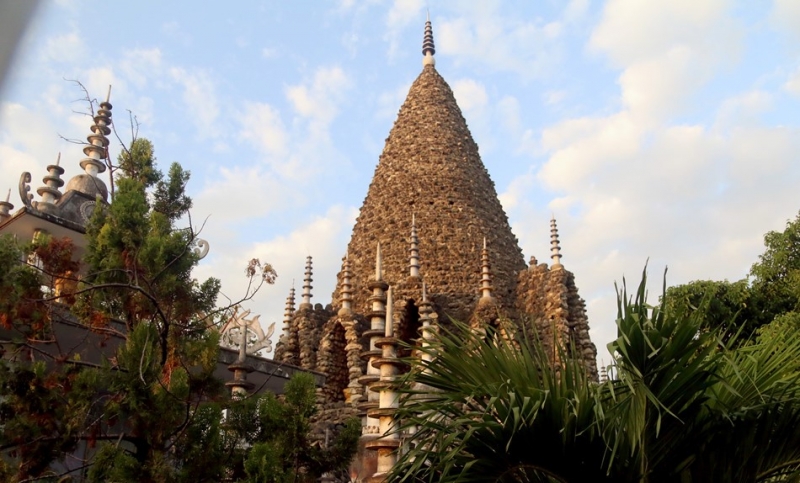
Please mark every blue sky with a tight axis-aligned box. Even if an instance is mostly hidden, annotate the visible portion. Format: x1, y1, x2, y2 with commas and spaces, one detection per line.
2, 0, 800, 363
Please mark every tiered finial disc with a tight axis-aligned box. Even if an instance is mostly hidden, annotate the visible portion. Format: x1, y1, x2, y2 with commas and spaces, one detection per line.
422, 13, 436, 66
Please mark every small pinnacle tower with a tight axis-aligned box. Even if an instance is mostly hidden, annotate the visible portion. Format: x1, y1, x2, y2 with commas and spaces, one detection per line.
300, 256, 313, 309
550, 216, 563, 269
65, 86, 112, 202
339, 253, 354, 316
36, 153, 65, 212
282, 286, 296, 340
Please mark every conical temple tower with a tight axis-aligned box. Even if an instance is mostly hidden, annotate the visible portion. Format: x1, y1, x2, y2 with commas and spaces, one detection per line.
333, 39, 525, 324
274, 16, 598, 481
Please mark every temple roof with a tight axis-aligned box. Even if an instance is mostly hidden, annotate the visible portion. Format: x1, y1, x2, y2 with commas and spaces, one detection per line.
336, 61, 526, 320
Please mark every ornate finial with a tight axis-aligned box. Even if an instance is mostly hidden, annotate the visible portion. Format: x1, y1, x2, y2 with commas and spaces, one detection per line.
385, 286, 394, 337
550, 215, 563, 268
35, 153, 66, 210
63, 87, 112, 203
0, 189, 14, 224
80, 88, 112, 178
220, 307, 276, 356
409, 214, 420, 278
480, 238, 493, 299
375, 242, 383, 281
422, 13, 436, 66
301, 256, 313, 307
340, 253, 353, 314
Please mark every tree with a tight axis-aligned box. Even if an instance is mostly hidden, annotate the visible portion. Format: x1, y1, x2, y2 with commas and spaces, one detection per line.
750, 210, 800, 321
664, 279, 760, 340
665, 210, 800, 340
225, 373, 361, 483
0, 136, 276, 481
392, 269, 800, 482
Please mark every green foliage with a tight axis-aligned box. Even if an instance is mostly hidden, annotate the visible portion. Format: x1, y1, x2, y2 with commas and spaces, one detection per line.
664, 279, 759, 339
0, 137, 233, 481
665, 210, 800, 341
393, 268, 800, 483
750, 211, 800, 320
226, 373, 360, 483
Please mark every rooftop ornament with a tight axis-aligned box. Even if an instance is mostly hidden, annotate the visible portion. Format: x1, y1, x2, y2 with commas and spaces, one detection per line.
220, 306, 276, 356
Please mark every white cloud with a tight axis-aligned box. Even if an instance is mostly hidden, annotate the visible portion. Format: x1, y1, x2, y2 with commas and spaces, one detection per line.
42, 31, 85, 64
161, 21, 192, 46
286, 65, 350, 135
119, 48, 163, 89
784, 66, 800, 97
377, 81, 412, 120
239, 102, 288, 158
497, 95, 521, 132
169, 67, 220, 138
589, 0, 737, 67
192, 165, 298, 225
0, 102, 67, 176
384, 0, 425, 59
451, 78, 488, 113
715, 90, 772, 129
590, 0, 743, 124
437, 10, 563, 79
543, 90, 567, 106
770, 0, 800, 39
563, 0, 590, 23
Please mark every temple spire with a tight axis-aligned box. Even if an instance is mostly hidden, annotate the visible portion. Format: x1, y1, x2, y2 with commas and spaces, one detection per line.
36, 153, 65, 210
550, 216, 563, 269
409, 214, 420, 278
282, 285, 295, 340
339, 253, 354, 315
300, 256, 314, 308
422, 12, 436, 66
81, 87, 112, 178
63, 86, 112, 202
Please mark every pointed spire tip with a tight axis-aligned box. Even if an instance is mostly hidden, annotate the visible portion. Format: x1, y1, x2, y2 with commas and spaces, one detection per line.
422, 13, 436, 66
